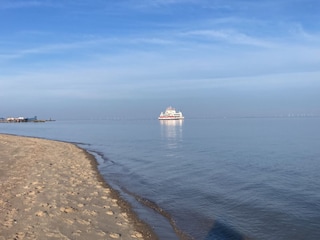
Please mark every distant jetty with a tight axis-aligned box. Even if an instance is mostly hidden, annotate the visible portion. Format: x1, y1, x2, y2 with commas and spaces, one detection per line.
0, 116, 53, 123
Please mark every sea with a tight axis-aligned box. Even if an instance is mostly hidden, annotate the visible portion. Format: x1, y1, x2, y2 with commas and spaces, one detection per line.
1, 117, 320, 240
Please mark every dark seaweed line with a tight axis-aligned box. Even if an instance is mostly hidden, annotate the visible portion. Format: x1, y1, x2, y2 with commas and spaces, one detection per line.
121, 186, 194, 240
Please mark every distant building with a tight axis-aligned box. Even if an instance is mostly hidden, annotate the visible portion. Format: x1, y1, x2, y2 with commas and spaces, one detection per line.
5, 116, 38, 122
7, 117, 26, 122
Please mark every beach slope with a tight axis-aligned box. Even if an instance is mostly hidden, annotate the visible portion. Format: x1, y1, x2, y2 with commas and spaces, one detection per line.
0, 134, 156, 240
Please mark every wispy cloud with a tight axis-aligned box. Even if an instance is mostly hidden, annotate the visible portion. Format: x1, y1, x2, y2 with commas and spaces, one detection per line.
0, 33, 180, 63
0, 38, 113, 61
181, 29, 275, 48
288, 23, 320, 42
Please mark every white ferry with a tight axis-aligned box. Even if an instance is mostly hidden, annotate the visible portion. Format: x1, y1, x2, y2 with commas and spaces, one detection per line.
158, 106, 184, 120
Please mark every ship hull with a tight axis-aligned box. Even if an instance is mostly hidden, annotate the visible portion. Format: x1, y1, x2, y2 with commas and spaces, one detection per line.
158, 116, 184, 120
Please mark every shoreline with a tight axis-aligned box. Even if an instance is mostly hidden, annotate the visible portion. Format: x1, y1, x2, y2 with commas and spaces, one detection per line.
0, 134, 158, 240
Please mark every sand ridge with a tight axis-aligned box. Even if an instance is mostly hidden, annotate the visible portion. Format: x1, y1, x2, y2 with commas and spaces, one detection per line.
0, 134, 157, 240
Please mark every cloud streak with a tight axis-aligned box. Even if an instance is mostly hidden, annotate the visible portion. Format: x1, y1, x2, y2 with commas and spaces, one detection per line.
180, 29, 276, 48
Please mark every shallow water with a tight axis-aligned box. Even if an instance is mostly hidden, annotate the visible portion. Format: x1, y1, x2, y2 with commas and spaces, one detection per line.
1, 118, 320, 239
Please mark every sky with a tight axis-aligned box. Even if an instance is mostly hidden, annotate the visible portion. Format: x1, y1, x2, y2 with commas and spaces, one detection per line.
1, 0, 320, 119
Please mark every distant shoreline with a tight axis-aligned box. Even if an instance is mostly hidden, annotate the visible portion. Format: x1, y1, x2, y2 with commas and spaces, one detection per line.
0, 119, 54, 123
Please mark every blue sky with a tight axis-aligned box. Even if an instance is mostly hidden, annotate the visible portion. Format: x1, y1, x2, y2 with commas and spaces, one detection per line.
1, 0, 319, 119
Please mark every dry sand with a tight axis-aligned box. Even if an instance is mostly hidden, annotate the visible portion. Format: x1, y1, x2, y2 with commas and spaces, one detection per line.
0, 134, 157, 240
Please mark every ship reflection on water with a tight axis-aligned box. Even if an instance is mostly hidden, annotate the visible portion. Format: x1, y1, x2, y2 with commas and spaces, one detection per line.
160, 120, 183, 151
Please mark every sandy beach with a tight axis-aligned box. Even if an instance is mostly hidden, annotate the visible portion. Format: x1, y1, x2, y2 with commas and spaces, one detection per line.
0, 134, 157, 240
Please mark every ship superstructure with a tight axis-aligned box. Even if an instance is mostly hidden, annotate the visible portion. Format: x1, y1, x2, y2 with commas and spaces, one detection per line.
158, 106, 184, 120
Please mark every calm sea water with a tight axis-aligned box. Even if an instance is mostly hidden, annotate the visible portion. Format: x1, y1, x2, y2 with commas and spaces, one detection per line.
1, 118, 320, 240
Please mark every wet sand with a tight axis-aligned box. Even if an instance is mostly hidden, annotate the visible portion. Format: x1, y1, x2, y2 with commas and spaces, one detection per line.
0, 134, 157, 240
